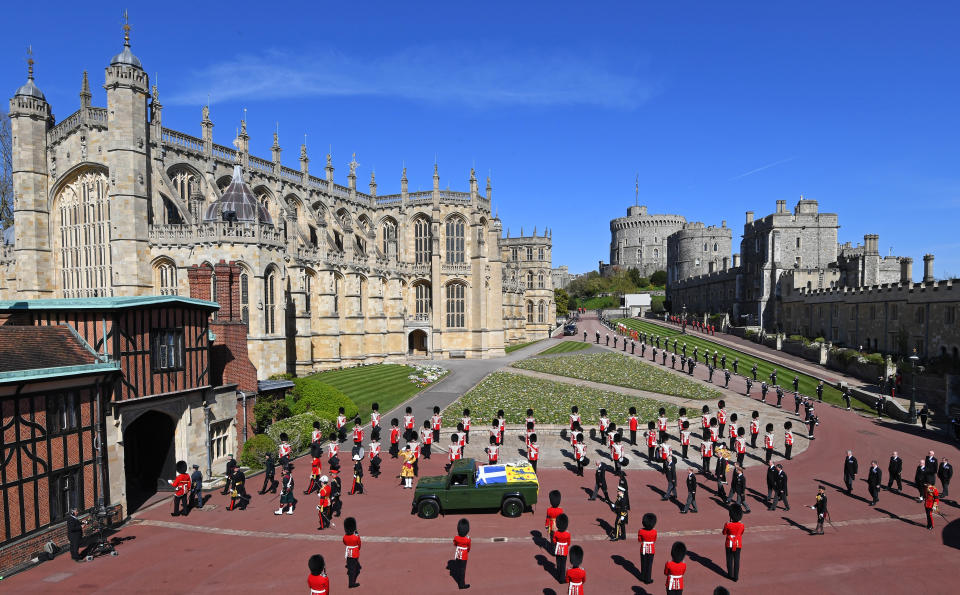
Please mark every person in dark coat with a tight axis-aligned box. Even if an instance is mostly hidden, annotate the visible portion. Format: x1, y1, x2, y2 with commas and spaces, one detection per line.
765, 462, 778, 506
222, 454, 238, 495
915, 460, 929, 501
663, 456, 678, 501
681, 468, 698, 513
919, 405, 929, 430
260, 452, 278, 494
590, 460, 609, 502
769, 464, 789, 511
938, 457, 953, 498
843, 450, 859, 495
867, 461, 882, 505
66, 507, 86, 561
190, 464, 203, 510
731, 466, 751, 513
887, 451, 903, 493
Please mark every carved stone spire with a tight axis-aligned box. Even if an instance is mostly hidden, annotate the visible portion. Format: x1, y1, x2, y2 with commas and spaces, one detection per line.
401, 166, 408, 194
325, 150, 334, 182
80, 70, 91, 108
369, 170, 377, 197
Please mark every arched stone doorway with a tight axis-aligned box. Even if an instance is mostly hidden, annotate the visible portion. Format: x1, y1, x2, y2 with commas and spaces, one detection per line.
123, 410, 176, 513
408, 329, 428, 355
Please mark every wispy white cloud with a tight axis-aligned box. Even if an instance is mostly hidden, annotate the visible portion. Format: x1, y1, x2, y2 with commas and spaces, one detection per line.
729, 156, 796, 181
166, 45, 658, 109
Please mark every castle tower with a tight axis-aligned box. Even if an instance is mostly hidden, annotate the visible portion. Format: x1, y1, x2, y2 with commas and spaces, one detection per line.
9, 49, 55, 297
104, 20, 152, 295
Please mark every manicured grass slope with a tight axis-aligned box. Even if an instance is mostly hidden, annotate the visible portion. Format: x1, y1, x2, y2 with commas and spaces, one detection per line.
513, 352, 722, 400
615, 319, 871, 413
305, 364, 438, 419
505, 339, 542, 354
447, 371, 677, 425
539, 341, 591, 355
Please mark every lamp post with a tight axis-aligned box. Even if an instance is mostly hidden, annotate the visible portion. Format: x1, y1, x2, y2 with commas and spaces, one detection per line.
908, 351, 919, 424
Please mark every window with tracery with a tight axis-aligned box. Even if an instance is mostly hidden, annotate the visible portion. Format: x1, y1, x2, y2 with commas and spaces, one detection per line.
415, 282, 431, 317
527, 301, 534, 323
414, 218, 432, 264
155, 261, 178, 295
538, 301, 545, 323
445, 217, 465, 264
240, 272, 249, 324
264, 270, 276, 334
446, 283, 465, 328
527, 271, 534, 289
55, 170, 112, 298
526, 247, 533, 260
382, 219, 397, 256
538, 273, 545, 289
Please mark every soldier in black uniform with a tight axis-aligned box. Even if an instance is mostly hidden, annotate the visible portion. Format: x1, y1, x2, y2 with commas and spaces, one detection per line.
610, 486, 629, 540
745, 377, 753, 396
816, 380, 824, 402
260, 453, 278, 494
190, 464, 203, 510
707, 364, 714, 383
681, 468, 698, 513
590, 460, 609, 502
760, 381, 768, 403
887, 451, 903, 493
222, 454, 238, 494
724, 369, 731, 388
229, 467, 250, 510
811, 485, 828, 535
751, 364, 758, 381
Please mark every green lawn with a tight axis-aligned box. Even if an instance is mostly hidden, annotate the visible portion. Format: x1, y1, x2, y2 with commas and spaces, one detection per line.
578, 296, 619, 309
513, 352, 722, 400
446, 371, 677, 425
539, 341, 591, 355
505, 339, 543, 354
615, 318, 872, 413
304, 364, 446, 419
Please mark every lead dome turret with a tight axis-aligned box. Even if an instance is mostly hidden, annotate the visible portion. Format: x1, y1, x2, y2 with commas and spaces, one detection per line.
203, 165, 273, 225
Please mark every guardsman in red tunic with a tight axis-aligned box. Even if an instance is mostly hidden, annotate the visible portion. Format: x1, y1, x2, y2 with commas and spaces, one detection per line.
664, 541, 687, 594
308, 554, 329, 595
924, 483, 940, 530
701, 437, 713, 478
389, 418, 401, 458
676, 407, 687, 438
278, 433, 293, 471
452, 518, 471, 589
168, 460, 191, 516
421, 420, 433, 459
403, 406, 415, 442
611, 433, 625, 474
645, 421, 658, 461
304, 457, 322, 495
545, 490, 563, 540
327, 432, 341, 473
336, 407, 348, 442
727, 413, 739, 452
352, 417, 364, 447
528, 433, 540, 473
566, 545, 585, 595
717, 400, 727, 438
599, 408, 610, 443
431, 406, 443, 444
764, 423, 775, 464
368, 433, 382, 478
448, 433, 462, 468
637, 513, 658, 585
750, 411, 760, 448
497, 410, 506, 445
569, 406, 581, 431
343, 517, 362, 588
735, 428, 747, 468
723, 504, 745, 581
526, 408, 536, 437
316, 476, 332, 530
657, 408, 669, 444
552, 513, 572, 584
574, 433, 588, 476
628, 406, 638, 445
486, 435, 499, 464
659, 442, 673, 468
311, 421, 323, 447
370, 402, 381, 432
783, 421, 794, 460
708, 418, 719, 445
680, 421, 691, 459
461, 408, 472, 444
700, 406, 711, 441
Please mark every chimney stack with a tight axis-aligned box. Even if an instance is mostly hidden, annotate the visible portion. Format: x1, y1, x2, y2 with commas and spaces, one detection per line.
745, 211, 754, 224
923, 254, 935, 283
900, 257, 913, 284
721, 219, 727, 228
722, 256, 729, 270
864, 234, 879, 254
732, 253, 741, 268
776, 200, 787, 214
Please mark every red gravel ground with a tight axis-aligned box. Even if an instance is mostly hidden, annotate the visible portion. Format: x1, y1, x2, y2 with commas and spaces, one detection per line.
3, 389, 958, 593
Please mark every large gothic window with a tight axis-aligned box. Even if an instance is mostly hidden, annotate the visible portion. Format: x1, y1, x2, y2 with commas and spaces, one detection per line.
264, 269, 276, 334
527, 271, 534, 289
415, 282, 431, 318
538, 273, 545, 289
414, 218, 432, 264
446, 283, 465, 328
55, 170, 112, 298
154, 260, 178, 295
381, 218, 397, 257
445, 217, 465, 264
527, 300, 534, 323
240, 272, 249, 324
538, 300, 545, 323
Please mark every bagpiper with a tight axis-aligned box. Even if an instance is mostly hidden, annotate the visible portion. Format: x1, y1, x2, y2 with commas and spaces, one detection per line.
278, 435, 293, 471
350, 453, 364, 495
275, 466, 295, 516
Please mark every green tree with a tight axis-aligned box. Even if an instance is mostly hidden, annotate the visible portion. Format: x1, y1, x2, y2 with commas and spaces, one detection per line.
650, 270, 667, 287
627, 267, 643, 288
554, 288, 569, 315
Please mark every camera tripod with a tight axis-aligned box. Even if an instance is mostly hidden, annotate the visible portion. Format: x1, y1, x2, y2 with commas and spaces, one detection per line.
84, 509, 119, 561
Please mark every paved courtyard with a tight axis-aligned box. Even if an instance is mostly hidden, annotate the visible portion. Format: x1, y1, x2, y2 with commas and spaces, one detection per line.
3, 327, 958, 594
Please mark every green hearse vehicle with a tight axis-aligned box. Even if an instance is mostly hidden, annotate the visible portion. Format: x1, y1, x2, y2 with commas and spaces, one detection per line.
411, 458, 539, 519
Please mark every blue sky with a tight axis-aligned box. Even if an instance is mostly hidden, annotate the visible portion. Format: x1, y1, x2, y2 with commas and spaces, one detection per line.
3, 1, 959, 279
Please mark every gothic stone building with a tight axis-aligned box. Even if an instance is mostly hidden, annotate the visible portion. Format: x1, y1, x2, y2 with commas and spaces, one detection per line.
600, 205, 685, 278
1, 32, 554, 379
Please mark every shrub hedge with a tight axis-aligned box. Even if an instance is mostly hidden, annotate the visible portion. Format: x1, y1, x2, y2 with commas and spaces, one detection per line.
266, 412, 335, 455
240, 433, 277, 470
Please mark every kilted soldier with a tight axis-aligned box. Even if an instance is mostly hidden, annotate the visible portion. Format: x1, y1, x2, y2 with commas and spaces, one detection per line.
611, 486, 629, 540
717, 401, 727, 438
783, 422, 794, 460
727, 413, 739, 451
403, 406, 416, 442
389, 419, 400, 458
646, 421, 658, 461
681, 468, 698, 513
168, 460, 191, 516
760, 381, 768, 403
308, 554, 329, 595
566, 545, 585, 595
665, 541, 687, 595
628, 406, 639, 445
314, 475, 331, 527
421, 420, 433, 459
452, 518, 471, 589
462, 408, 472, 444
343, 517, 362, 588
637, 513, 658, 584
574, 433, 588, 476
327, 432, 341, 473
764, 424, 775, 464
700, 405, 711, 441
336, 407, 348, 443
590, 460, 609, 502
735, 428, 746, 468
750, 411, 760, 448
190, 464, 203, 510
658, 408, 669, 444
368, 431, 382, 478
680, 422, 691, 459
924, 483, 940, 530
810, 485, 828, 535
701, 436, 713, 478
553, 513, 572, 581
770, 464, 789, 511
221, 454, 238, 495
887, 451, 903, 492
545, 490, 564, 540
274, 466, 295, 515
722, 504, 745, 582
745, 377, 753, 396
432, 406, 443, 444
775, 386, 784, 408
350, 453, 364, 495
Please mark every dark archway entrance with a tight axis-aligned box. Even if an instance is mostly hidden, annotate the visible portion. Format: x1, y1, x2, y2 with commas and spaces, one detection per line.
408, 330, 428, 355
123, 410, 176, 513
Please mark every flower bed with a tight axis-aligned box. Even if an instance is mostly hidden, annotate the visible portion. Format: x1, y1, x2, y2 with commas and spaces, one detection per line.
447, 371, 677, 424
408, 365, 449, 387
513, 352, 722, 400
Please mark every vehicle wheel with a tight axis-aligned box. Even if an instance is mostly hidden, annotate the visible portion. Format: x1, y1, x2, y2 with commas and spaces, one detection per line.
501, 497, 524, 518
418, 499, 440, 519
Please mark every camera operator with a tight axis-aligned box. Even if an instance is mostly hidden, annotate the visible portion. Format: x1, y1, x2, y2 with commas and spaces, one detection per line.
67, 508, 87, 562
